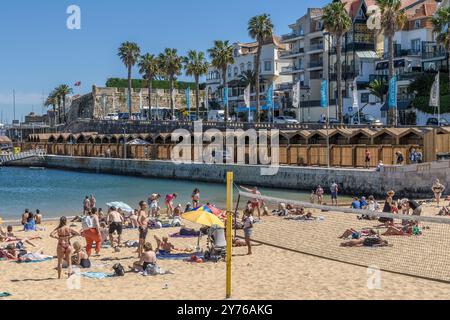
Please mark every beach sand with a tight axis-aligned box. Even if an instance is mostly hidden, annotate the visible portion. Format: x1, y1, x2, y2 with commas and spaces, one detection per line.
2, 204, 450, 300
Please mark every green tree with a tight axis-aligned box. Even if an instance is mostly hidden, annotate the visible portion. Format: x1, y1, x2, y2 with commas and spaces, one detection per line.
432, 6, 450, 93
322, 0, 352, 124
138, 53, 160, 120
248, 14, 274, 122
376, 0, 407, 125
159, 48, 183, 118
55, 84, 73, 124
184, 50, 209, 118
367, 79, 388, 103
118, 41, 141, 116
44, 90, 59, 126
208, 40, 235, 121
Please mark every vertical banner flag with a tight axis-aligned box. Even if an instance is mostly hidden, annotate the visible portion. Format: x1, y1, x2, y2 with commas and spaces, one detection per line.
292, 81, 300, 108
321, 79, 328, 108
204, 86, 209, 112
429, 72, 440, 107
223, 87, 229, 108
171, 88, 176, 108
185, 87, 191, 111
352, 78, 359, 109
244, 85, 251, 107
388, 76, 397, 109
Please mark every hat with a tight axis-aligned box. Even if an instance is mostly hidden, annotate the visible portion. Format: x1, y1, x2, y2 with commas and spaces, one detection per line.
387, 190, 395, 197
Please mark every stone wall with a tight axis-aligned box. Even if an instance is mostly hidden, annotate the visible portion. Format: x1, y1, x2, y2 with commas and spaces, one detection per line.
32, 155, 450, 199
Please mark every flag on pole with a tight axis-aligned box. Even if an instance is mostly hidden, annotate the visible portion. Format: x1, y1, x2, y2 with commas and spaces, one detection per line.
223, 87, 229, 107
429, 72, 440, 107
352, 78, 359, 109
185, 87, 191, 111
204, 86, 209, 111
74, 81, 81, 87
292, 81, 300, 108
388, 76, 397, 109
321, 79, 328, 108
244, 85, 251, 107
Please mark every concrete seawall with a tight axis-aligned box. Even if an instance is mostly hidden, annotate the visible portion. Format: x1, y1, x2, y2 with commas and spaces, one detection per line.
8, 155, 448, 198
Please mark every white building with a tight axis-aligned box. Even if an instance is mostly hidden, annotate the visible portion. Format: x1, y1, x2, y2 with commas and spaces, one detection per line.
205, 36, 292, 120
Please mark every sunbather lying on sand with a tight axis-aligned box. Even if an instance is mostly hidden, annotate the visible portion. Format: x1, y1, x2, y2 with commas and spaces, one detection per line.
284, 212, 317, 221
17, 248, 52, 263
340, 236, 390, 248
154, 235, 193, 254
0, 226, 42, 245
339, 228, 377, 240
382, 223, 422, 236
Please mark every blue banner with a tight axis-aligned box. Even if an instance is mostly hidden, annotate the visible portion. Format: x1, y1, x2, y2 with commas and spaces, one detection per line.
223, 87, 229, 107
266, 84, 273, 108
321, 80, 328, 108
388, 76, 397, 109
185, 87, 191, 111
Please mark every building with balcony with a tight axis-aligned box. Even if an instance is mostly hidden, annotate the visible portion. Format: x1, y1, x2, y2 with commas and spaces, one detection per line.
205, 35, 292, 119
281, 8, 333, 122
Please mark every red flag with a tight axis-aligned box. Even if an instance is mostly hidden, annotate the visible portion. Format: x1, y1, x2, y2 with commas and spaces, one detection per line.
74, 81, 81, 87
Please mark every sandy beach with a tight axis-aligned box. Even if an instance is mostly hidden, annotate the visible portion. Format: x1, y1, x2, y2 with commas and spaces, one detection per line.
2, 202, 450, 300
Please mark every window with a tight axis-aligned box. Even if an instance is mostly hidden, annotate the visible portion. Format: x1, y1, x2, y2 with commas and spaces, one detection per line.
299, 25, 304, 36
233, 67, 238, 76
361, 93, 370, 103
264, 61, 272, 72
240, 63, 245, 74
415, 20, 421, 29
411, 39, 421, 54
234, 48, 239, 57
228, 66, 232, 78
247, 62, 252, 71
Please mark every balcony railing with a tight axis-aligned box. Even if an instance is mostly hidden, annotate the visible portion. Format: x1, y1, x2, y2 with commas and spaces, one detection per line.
281, 32, 305, 41
279, 48, 304, 58
422, 50, 447, 59
281, 66, 304, 73
308, 61, 324, 68
330, 71, 359, 81
382, 49, 421, 59
276, 83, 293, 91
309, 43, 324, 51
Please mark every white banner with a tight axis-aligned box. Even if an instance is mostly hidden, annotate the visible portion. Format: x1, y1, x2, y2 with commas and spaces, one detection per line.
430, 72, 440, 107
204, 86, 209, 111
352, 78, 359, 109
244, 85, 251, 108
292, 81, 300, 108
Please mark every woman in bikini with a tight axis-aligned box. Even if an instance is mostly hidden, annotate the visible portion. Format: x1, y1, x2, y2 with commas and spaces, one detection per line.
192, 188, 201, 208
50, 216, 80, 279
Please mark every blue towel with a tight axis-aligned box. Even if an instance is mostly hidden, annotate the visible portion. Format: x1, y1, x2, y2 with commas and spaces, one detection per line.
156, 252, 203, 260
15, 257, 53, 264
81, 272, 113, 279
0, 292, 11, 298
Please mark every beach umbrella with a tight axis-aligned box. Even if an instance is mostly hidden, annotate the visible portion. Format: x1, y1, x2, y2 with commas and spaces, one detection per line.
182, 210, 225, 228
106, 201, 134, 213
193, 205, 224, 217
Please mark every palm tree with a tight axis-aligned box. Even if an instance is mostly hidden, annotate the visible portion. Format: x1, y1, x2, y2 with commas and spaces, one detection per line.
208, 40, 234, 121
138, 53, 160, 120
158, 48, 183, 119
55, 84, 73, 124
118, 41, 141, 116
367, 79, 388, 103
322, 0, 352, 124
184, 50, 209, 119
376, 0, 407, 125
44, 91, 59, 126
248, 14, 274, 123
432, 6, 450, 94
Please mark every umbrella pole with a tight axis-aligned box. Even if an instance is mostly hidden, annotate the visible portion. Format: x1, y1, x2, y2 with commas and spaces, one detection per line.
226, 172, 234, 300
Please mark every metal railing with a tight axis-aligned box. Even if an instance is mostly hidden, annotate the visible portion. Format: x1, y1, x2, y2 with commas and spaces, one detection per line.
0, 149, 47, 165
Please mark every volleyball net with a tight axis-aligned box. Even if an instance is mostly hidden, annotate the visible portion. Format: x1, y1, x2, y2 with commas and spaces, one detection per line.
236, 190, 450, 283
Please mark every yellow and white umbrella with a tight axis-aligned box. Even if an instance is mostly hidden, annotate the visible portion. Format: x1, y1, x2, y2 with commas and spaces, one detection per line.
181, 210, 225, 228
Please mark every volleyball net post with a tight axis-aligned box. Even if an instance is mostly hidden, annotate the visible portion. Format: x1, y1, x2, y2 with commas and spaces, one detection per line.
225, 172, 234, 299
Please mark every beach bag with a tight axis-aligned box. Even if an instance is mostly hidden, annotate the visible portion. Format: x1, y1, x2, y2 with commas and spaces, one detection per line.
112, 263, 125, 277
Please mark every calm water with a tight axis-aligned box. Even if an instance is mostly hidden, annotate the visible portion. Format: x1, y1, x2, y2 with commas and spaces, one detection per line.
0, 167, 319, 220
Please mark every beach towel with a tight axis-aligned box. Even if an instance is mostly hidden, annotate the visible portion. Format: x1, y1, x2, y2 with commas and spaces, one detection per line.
81, 272, 114, 279
169, 232, 198, 239
15, 257, 53, 263
156, 252, 203, 260
0, 292, 11, 298
141, 264, 174, 276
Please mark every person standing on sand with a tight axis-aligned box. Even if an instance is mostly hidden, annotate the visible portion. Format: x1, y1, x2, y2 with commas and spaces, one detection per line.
50, 216, 80, 279
432, 179, 446, 208
365, 149, 371, 169
330, 182, 339, 206
83, 196, 91, 215
192, 188, 201, 208
316, 185, 324, 205
240, 186, 262, 220
107, 207, 124, 251
165, 193, 178, 217
82, 208, 102, 257
242, 210, 254, 255
89, 195, 96, 209
137, 201, 149, 258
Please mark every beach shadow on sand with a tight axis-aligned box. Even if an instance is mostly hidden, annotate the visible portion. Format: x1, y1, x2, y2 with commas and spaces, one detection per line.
10, 277, 55, 283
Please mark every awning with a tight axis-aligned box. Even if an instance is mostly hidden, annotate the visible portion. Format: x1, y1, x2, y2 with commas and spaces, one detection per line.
356, 51, 379, 59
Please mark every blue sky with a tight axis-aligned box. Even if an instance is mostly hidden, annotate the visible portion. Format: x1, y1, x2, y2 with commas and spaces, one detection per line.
0, 0, 330, 123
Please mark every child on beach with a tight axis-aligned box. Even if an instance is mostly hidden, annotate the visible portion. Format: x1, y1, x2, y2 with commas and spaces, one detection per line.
165, 193, 178, 217
72, 241, 91, 269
